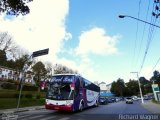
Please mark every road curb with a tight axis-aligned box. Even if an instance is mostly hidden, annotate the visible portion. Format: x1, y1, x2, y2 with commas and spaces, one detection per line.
141, 101, 160, 114
141, 103, 154, 114
0, 106, 45, 115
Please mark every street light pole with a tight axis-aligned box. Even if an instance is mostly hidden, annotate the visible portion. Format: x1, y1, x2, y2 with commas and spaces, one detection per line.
130, 72, 144, 104
119, 15, 160, 29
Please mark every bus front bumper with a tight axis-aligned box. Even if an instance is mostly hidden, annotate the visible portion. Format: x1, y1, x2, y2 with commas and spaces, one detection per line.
45, 104, 73, 111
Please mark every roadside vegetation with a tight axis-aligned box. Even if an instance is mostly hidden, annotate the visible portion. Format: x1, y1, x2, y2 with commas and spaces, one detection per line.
152, 99, 160, 105
0, 80, 46, 109
110, 76, 159, 97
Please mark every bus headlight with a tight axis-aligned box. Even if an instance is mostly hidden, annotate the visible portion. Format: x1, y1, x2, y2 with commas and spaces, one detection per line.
66, 100, 72, 106
46, 99, 50, 105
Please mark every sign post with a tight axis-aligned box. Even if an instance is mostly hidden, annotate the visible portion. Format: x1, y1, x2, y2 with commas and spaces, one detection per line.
16, 48, 49, 111
152, 84, 160, 101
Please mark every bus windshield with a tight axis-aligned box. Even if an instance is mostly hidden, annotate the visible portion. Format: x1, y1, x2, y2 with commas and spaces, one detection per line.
46, 75, 75, 100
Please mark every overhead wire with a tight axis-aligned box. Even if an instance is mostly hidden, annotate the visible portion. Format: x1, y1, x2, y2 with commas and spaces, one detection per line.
130, 0, 141, 72
135, 0, 151, 68
149, 1, 160, 73
139, 1, 158, 74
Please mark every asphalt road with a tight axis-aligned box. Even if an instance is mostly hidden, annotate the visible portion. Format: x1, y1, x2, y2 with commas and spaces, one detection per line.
5, 101, 155, 120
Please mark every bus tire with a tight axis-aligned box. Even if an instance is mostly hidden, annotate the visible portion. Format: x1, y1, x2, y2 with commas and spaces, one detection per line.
95, 100, 99, 107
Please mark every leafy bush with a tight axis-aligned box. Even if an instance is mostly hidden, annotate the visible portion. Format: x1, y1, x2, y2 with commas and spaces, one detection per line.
1, 82, 17, 90
0, 92, 15, 98
14, 93, 23, 98
23, 85, 38, 91
25, 94, 32, 99
152, 99, 160, 104
6, 79, 15, 83
36, 94, 40, 99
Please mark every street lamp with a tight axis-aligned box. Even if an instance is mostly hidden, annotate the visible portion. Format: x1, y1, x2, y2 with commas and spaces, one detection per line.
119, 15, 160, 29
130, 72, 144, 104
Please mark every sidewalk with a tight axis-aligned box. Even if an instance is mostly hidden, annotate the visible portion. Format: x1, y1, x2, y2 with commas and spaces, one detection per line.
0, 106, 45, 115
141, 100, 160, 114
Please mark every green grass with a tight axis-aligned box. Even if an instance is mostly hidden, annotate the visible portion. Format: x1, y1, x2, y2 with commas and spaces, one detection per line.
0, 98, 45, 109
0, 88, 46, 109
0, 89, 46, 98
152, 99, 160, 104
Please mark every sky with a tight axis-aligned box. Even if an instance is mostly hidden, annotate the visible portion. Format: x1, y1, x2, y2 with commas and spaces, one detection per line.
0, 0, 160, 84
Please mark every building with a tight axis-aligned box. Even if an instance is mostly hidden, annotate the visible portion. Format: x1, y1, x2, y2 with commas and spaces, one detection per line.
97, 81, 112, 92
98, 81, 114, 97
0, 66, 17, 80
0, 65, 35, 84
106, 83, 112, 92
99, 82, 107, 92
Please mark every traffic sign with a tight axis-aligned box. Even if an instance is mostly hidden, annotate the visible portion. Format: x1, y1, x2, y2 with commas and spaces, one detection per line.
32, 48, 49, 58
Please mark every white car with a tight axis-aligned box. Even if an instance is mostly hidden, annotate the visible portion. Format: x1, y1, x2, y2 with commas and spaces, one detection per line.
126, 97, 133, 104
132, 96, 138, 101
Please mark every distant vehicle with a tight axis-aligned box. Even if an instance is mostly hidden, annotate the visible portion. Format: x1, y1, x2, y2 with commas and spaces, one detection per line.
137, 97, 141, 100
144, 95, 150, 100
45, 74, 100, 112
132, 96, 138, 101
111, 97, 116, 102
148, 95, 154, 100
99, 97, 108, 105
107, 98, 113, 103
126, 97, 133, 104
109, 97, 116, 103
115, 97, 121, 102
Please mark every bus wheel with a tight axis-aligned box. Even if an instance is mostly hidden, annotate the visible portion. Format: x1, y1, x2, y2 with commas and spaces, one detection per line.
95, 100, 99, 107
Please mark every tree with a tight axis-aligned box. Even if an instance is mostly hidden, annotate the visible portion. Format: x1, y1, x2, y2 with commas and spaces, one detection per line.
110, 78, 125, 96
15, 54, 30, 72
153, 70, 160, 78
53, 64, 78, 74
150, 70, 160, 85
116, 78, 125, 96
6, 59, 16, 68
0, 32, 17, 59
0, 49, 7, 66
126, 80, 139, 96
32, 61, 47, 92
0, 0, 33, 16
110, 81, 117, 95
139, 77, 152, 94
139, 77, 150, 85
45, 62, 53, 79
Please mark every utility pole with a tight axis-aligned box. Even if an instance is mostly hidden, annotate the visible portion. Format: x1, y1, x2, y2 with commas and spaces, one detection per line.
130, 72, 144, 104
16, 48, 49, 111
16, 55, 32, 110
